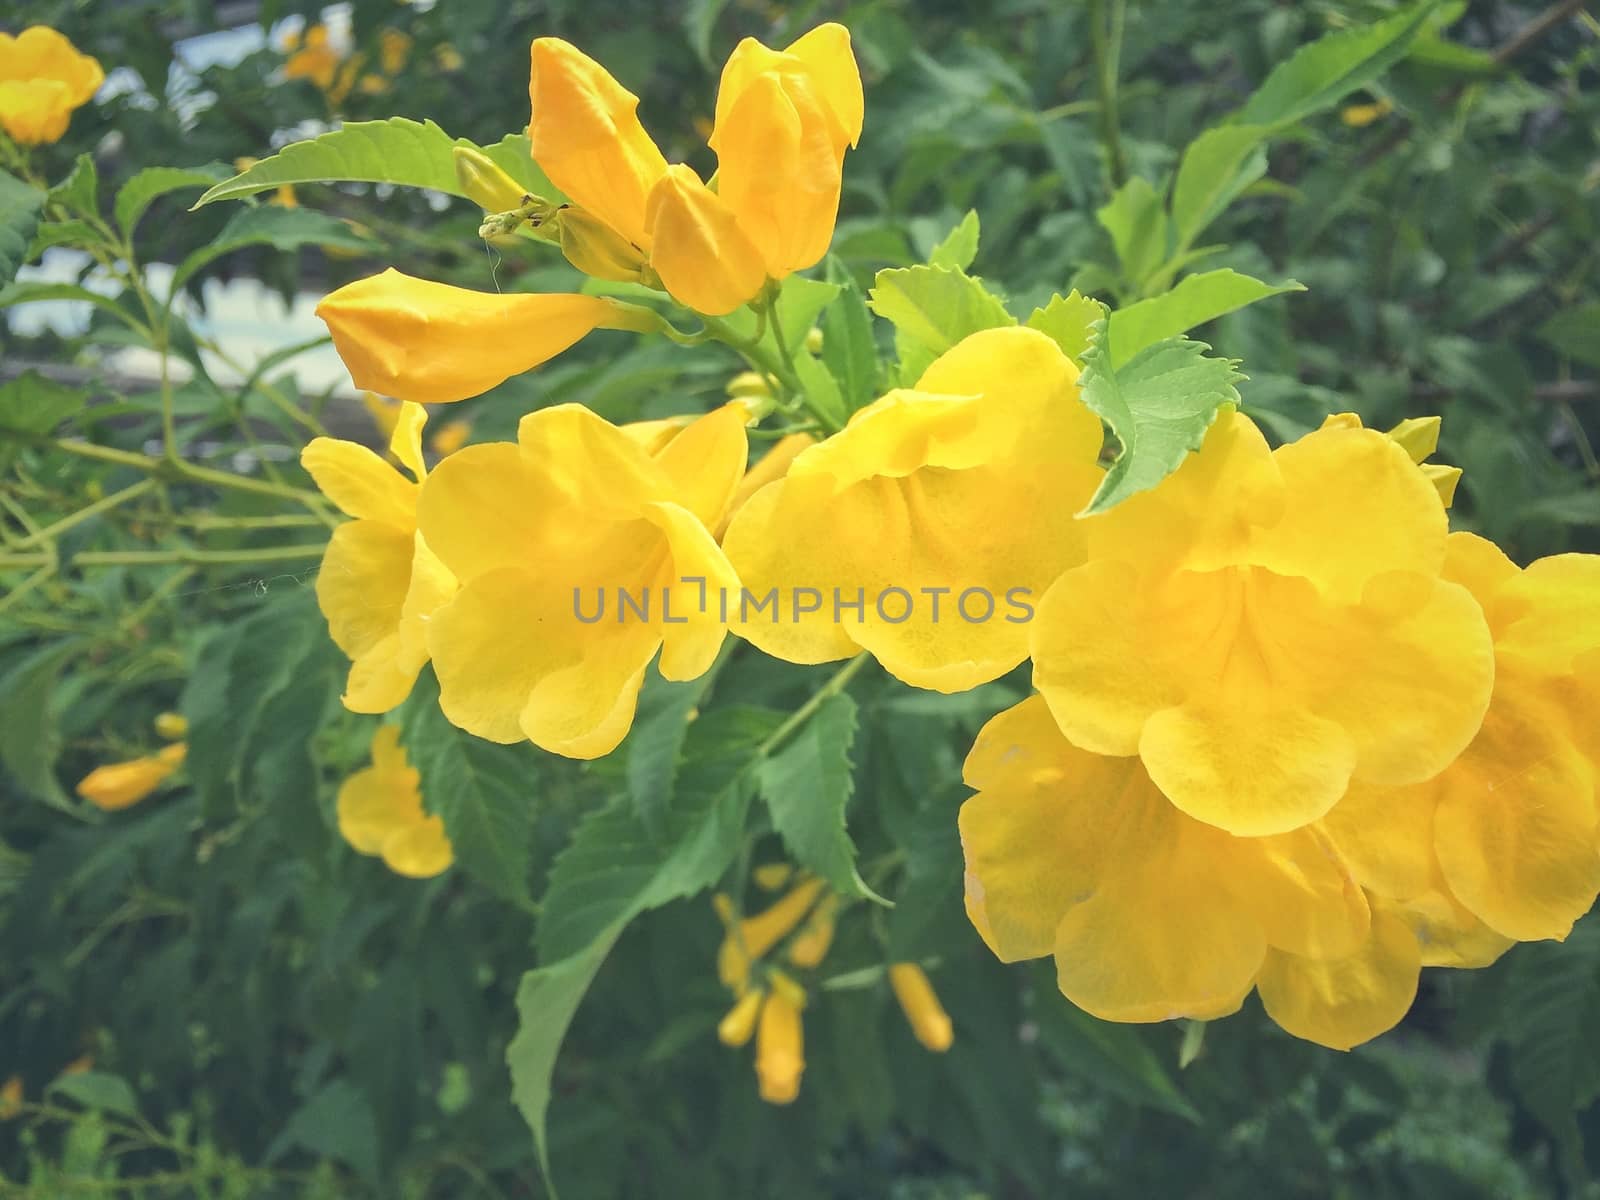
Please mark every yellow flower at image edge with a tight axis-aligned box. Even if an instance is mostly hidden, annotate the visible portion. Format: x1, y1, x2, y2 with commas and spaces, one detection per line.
316, 269, 648, 404
77, 743, 187, 812
301, 401, 456, 713
337, 726, 452, 878
724, 326, 1103, 691
1031, 410, 1495, 838
755, 973, 806, 1105
889, 964, 953, 1052
0, 27, 104, 146
416, 402, 748, 758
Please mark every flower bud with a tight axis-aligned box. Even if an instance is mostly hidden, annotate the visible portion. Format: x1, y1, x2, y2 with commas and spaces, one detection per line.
77, 743, 187, 812
557, 206, 648, 283
755, 973, 805, 1104
453, 145, 531, 215
645, 164, 766, 315
785, 894, 838, 968
715, 878, 825, 990
153, 712, 188, 740
889, 963, 953, 1052
717, 988, 765, 1047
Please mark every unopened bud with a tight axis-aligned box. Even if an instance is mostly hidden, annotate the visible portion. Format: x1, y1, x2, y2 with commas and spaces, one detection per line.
557, 207, 649, 283
804, 327, 824, 354
727, 370, 772, 400
452, 145, 531, 215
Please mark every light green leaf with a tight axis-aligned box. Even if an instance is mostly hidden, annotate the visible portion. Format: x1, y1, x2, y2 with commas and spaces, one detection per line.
758, 693, 879, 901
1107, 269, 1304, 368
1095, 175, 1169, 287
115, 165, 227, 235
1026, 289, 1108, 365
928, 209, 980, 270
0, 168, 45, 287
1170, 125, 1271, 251
1233, 2, 1435, 129
822, 259, 878, 413
0, 370, 88, 435
1538, 302, 1600, 369
400, 670, 536, 906
49, 1071, 141, 1120
869, 263, 1015, 382
47, 154, 97, 217
192, 119, 556, 207
28, 219, 97, 256
1078, 321, 1243, 514
0, 280, 142, 330
172, 206, 378, 289
794, 351, 847, 431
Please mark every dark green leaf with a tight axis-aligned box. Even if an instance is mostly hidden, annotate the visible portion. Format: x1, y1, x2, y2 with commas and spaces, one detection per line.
173, 207, 379, 288
47, 154, 98, 218
0, 167, 45, 287
0, 640, 80, 808
822, 259, 879, 413
49, 1071, 141, 1120
0, 370, 88, 435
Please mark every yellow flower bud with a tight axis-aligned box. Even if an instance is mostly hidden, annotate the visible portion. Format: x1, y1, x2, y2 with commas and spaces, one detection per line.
0, 1076, 20, 1120
316, 268, 630, 403
428, 418, 472, 458
755, 975, 805, 1104
528, 38, 668, 251
452, 145, 531, 215
0, 27, 105, 146
785, 893, 838, 968
718, 988, 765, 1047
76, 743, 186, 812
726, 371, 772, 400
153, 712, 188, 740
557, 206, 649, 283
435, 44, 463, 73
889, 963, 953, 1052
644, 164, 767, 315
804, 327, 824, 354
1341, 98, 1392, 128
752, 862, 793, 891
716, 878, 825, 990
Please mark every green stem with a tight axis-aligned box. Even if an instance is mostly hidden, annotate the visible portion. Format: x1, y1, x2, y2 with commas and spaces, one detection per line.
72, 543, 326, 567
759, 653, 871, 757
10, 479, 157, 549
1090, 0, 1128, 188
49, 438, 329, 510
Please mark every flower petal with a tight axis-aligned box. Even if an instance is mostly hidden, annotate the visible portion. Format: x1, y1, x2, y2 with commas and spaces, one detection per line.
301, 437, 416, 526
381, 818, 454, 878
648, 402, 750, 531
645, 165, 767, 315
316, 520, 414, 666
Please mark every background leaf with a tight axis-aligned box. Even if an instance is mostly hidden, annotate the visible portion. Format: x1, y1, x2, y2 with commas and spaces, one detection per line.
1108, 269, 1304, 367
0, 168, 45, 288
870, 264, 1015, 382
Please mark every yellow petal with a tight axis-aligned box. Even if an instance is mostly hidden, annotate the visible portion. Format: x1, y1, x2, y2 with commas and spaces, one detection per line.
527, 38, 667, 250
316, 269, 622, 403
720, 433, 814, 536
381, 817, 454, 878
718, 988, 765, 1047
301, 437, 417, 527
390, 401, 429, 481
1256, 905, 1420, 1050
755, 985, 805, 1104
889, 964, 953, 1052
644, 500, 739, 681
0, 27, 103, 145
647, 402, 750, 531
316, 519, 414, 674
1396, 888, 1513, 968
1320, 779, 1438, 902
644, 164, 767, 315
1232, 825, 1370, 961
336, 759, 411, 855
781, 24, 864, 149
76, 751, 182, 811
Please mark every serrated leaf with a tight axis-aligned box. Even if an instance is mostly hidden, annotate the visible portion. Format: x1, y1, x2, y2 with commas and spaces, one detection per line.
1233, 2, 1434, 129
49, 1071, 141, 1120
1504, 921, 1600, 1141
758, 693, 877, 900
1078, 322, 1243, 514
1096, 175, 1169, 288
192, 119, 556, 208
173, 207, 378, 288
627, 667, 716, 841
928, 209, 980, 270
870, 263, 1015, 382
400, 670, 536, 906
0, 640, 80, 809
1107, 269, 1304, 367
1170, 124, 1271, 251
1026, 289, 1108, 364
822, 258, 878, 413
0, 168, 45, 287
115, 165, 227, 235
0, 370, 88, 435
47, 154, 97, 218
28, 218, 97, 256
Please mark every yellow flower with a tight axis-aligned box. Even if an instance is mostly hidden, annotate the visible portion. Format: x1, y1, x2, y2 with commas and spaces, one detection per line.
715, 877, 824, 990
710, 23, 863, 277
724, 326, 1103, 691
0, 1076, 19, 1120
755, 971, 806, 1104
785, 893, 838, 968
525, 26, 861, 312
301, 402, 456, 713
1341, 97, 1392, 127
0, 27, 104, 146
1031, 410, 1495, 837
414, 402, 748, 758
76, 743, 187, 812
337, 725, 453, 878
378, 29, 411, 76
960, 696, 1370, 1032
717, 988, 765, 1047
428, 418, 471, 457
316, 269, 637, 404
153, 712, 188, 740
435, 44, 464, 73
889, 963, 953, 1052
282, 24, 343, 91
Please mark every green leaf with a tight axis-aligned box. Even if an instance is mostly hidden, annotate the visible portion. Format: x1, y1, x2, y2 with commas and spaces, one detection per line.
191, 119, 557, 207
684, 0, 733, 65
49, 1071, 141, 1120
0, 168, 45, 287
1107, 269, 1304, 368
793, 351, 848, 431
758, 693, 878, 900
172, 207, 378, 288
0, 370, 88, 435
400, 670, 536, 907
29, 218, 98, 256
928, 210, 980, 270
822, 259, 879, 413
0, 280, 142, 329
1170, 124, 1271, 251
47, 154, 98, 218
1096, 175, 1169, 288
1233, 2, 1435, 129
0, 641, 80, 809
1077, 322, 1243, 514
627, 667, 718, 841
1025, 289, 1108, 365
1538, 302, 1600, 369
869, 264, 1015, 382
1503, 921, 1600, 1145
115, 165, 227, 236
266, 1079, 381, 1187
508, 927, 624, 1196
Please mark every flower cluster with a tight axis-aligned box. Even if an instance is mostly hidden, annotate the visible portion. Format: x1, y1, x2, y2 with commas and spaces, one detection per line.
299, 24, 1600, 1051
0, 27, 102, 147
